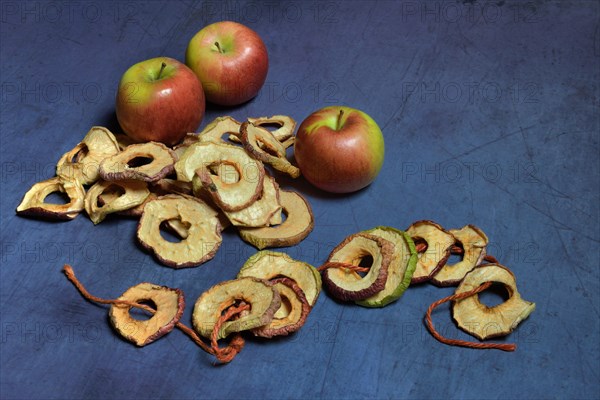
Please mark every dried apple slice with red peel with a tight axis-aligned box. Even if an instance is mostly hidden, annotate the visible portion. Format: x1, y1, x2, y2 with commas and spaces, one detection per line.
16, 176, 85, 220
406, 220, 456, 283
452, 264, 536, 340
99, 142, 176, 182
192, 277, 281, 340
432, 224, 489, 286
136, 194, 222, 268
85, 179, 150, 224
321, 233, 393, 302
109, 282, 185, 346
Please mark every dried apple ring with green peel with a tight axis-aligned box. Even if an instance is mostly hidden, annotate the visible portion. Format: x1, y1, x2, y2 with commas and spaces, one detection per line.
406, 220, 456, 284
321, 233, 393, 302
452, 264, 536, 340
237, 250, 322, 306
222, 174, 282, 228
252, 277, 311, 338
198, 116, 242, 143
16, 176, 85, 220
237, 190, 313, 249
192, 277, 281, 340
240, 122, 300, 178
136, 194, 223, 268
355, 226, 417, 307
432, 224, 489, 286
108, 282, 185, 346
84, 180, 150, 224
99, 142, 176, 182
56, 126, 120, 185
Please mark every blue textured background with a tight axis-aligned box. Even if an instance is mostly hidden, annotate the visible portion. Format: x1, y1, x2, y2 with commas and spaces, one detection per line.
1, 1, 599, 399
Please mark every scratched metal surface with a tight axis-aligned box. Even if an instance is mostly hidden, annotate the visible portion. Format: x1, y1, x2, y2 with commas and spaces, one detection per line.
1, 1, 598, 399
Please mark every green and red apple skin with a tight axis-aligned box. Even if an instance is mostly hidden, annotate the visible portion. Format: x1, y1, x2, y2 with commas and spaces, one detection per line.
294, 106, 385, 193
185, 21, 268, 106
116, 57, 205, 146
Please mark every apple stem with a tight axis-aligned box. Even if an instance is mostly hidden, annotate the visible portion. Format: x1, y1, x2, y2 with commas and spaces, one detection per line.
157, 62, 167, 80
336, 109, 344, 131
214, 41, 223, 53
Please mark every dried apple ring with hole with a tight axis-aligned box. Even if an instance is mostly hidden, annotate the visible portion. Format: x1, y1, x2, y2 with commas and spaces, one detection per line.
16, 176, 85, 220
237, 190, 313, 249
247, 115, 296, 145
252, 277, 311, 338
406, 220, 456, 284
197, 116, 242, 143
240, 122, 300, 178
108, 282, 185, 346
56, 126, 120, 185
136, 194, 223, 268
355, 227, 418, 308
237, 250, 322, 306
84, 179, 150, 224
99, 142, 176, 182
452, 264, 536, 340
321, 233, 394, 302
192, 277, 281, 340
221, 174, 282, 228
432, 224, 489, 286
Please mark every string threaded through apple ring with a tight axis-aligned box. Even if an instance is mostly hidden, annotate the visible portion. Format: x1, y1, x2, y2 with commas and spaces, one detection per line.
62, 264, 246, 364
317, 261, 370, 274
425, 281, 516, 352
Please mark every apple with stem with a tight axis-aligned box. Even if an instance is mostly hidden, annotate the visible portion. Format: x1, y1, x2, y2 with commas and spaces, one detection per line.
185, 21, 268, 106
116, 57, 205, 146
294, 106, 385, 193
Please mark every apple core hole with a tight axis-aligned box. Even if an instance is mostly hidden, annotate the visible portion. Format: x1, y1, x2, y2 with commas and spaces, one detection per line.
97, 184, 126, 207
413, 237, 428, 253
159, 218, 189, 243
129, 298, 157, 321
446, 242, 465, 266
355, 254, 373, 277
45, 191, 71, 205
276, 294, 292, 319
71, 144, 89, 163
127, 156, 153, 168
256, 123, 282, 133
479, 282, 512, 308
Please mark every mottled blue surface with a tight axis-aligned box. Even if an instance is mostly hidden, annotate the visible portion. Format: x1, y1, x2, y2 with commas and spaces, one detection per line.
1, 1, 599, 399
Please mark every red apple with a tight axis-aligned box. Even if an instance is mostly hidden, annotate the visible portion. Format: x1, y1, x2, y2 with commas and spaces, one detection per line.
185, 21, 268, 106
294, 106, 385, 193
116, 57, 205, 146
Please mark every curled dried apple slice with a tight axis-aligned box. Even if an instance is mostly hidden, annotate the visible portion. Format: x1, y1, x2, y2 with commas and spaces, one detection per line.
240, 122, 300, 178
192, 277, 281, 340
248, 115, 296, 146
137, 194, 223, 268
237, 250, 322, 306
85, 179, 150, 224
222, 174, 282, 227
406, 220, 455, 284
252, 277, 311, 338
432, 225, 489, 286
238, 190, 313, 249
115, 192, 158, 218
99, 142, 176, 182
150, 178, 193, 196
321, 233, 393, 302
108, 282, 185, 346
56, 126, 120, 185
16, 176, 85, 220
355, 227, 417, 307
114, 133, 141, 151
453, 264, 536, 340
198, 116, 242, 143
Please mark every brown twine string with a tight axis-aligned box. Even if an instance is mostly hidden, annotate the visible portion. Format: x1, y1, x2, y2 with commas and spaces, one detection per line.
425, 281, 516, 352
418, 241, 500, 264
317, 261, 369, 273
62, 264, 245, 363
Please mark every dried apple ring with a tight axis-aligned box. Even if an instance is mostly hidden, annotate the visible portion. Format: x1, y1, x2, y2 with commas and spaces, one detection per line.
237, 250, 322, 306
222, 174, 282, 227
252, 277, 311, 338
238, 190, 313, 249
192, 277, 281, 340
321, 233, 393, 302
453, 264, 536, 340
240, 122, 300, 178
99, 142, 176, 182
432, 225, 489, 286
56, 126, 120, 185
84, 179, 150, 224
406, 220, 456, 284
137, 194, 223, 268
356, 226, 417, 307
108, 282, 185, 346
198, 116, 242, 143
248, 115, 296, 145
16, 176, 85, 220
